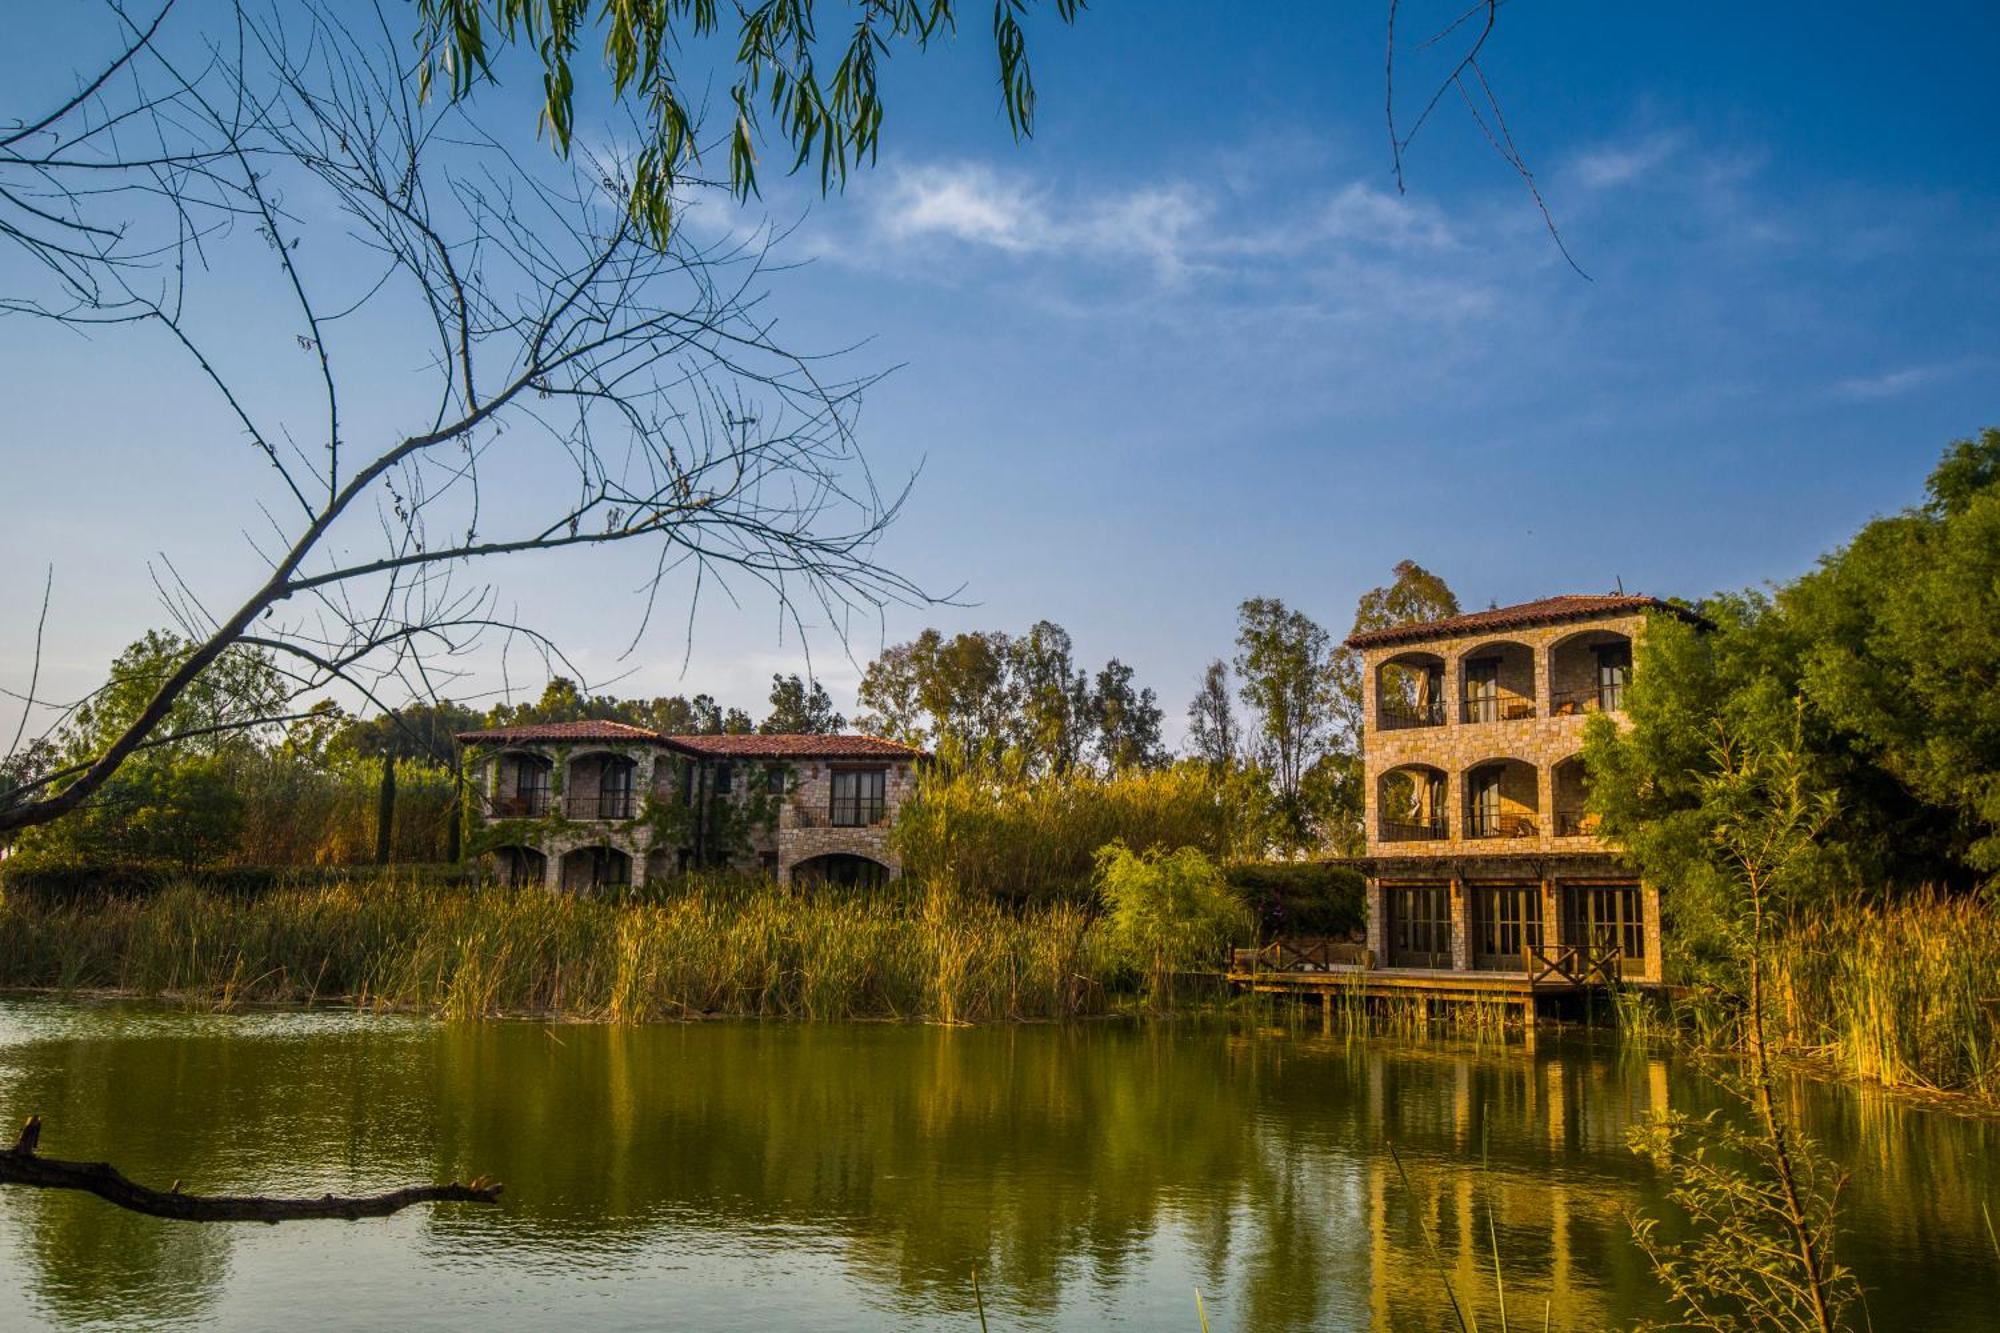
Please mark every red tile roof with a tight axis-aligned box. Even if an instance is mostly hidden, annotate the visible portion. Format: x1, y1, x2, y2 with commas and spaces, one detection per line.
1344, 594, 1705, 650
455, 719, 671, 744
664, 733, 924, 761
454, 721, 923, 761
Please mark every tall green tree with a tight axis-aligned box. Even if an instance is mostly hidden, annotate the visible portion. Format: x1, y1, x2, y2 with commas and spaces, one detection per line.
1233, 598, 1342, 849
1088, 659, 1165, 775
1185, 659, 1241, 772
761, 674, 846, 734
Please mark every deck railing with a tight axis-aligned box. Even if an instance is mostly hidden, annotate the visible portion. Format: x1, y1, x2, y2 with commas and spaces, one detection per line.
1233, 938, 1374, 973
1553, 808, 1599, 837
791, 801, 890, 829
1526, 942, 1622, 987
1379, 816, 1449, 842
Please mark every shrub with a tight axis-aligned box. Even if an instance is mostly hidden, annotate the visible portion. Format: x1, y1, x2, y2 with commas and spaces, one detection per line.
1224, 861, 1365, 938
1094, 841, 1251, 1007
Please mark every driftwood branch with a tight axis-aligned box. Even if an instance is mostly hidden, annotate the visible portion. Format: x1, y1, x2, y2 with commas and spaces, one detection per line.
0, 1116, 503, 1224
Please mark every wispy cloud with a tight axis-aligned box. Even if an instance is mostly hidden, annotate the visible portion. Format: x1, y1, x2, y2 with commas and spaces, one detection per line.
1568, 132, 1683, 190
1830, 363, 1955, 401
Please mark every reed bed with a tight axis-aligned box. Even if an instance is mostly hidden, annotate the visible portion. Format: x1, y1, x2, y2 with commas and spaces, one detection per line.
1765, 893, 2000, 1100
0, 874, 1112, 1022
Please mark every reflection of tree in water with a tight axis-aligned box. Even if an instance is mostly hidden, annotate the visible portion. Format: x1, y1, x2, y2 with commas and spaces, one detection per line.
3, 1009, 1998, 1330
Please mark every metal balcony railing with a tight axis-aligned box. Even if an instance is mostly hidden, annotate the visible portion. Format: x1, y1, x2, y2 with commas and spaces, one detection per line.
1461, 694, 1536, 724
565, 790, 635, 820
1554, 808, 1600, 838
1463, 813, 1537, 839
1379, 816, 1449, 842
1378, 700, 1446, 731
490, 791, 550, 818
1550, 683, 1625, 716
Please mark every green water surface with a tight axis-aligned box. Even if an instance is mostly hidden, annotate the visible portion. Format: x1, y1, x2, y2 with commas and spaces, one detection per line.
0, 998, 1994, 1331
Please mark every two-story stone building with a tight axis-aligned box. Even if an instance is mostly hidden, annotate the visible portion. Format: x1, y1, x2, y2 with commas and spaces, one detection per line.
453, 720, 924, 892
1344, 593, 1707, 988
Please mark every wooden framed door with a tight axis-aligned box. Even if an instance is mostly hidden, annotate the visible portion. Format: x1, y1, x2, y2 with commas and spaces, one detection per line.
1562, 883, 1645, 976
1472, 882, 1542, 971
1385, 882, 1452, 969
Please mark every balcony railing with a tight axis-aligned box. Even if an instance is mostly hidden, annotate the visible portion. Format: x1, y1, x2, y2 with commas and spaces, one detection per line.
1378, 700, 1446, 731
490, 792, 549, 818
1464, 813, 1538, 839
1551, 683, 1625, 717
565, 790, 635, 820
1554, 808, 1600, 838
791, 800, 890, 829
1379, 816, 1449, 842
1461, 695, 1537, 724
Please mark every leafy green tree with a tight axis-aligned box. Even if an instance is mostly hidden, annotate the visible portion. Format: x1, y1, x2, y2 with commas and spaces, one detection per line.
415, 0, 1084, 244
1007, 621, 1090, 777
13, 753, 244, 872
1088, 659, 1164, 775
761, 673, 845, 734
1185, 659, 1241, 772
1233, 598, 1342, 850
63, 631, 288, 764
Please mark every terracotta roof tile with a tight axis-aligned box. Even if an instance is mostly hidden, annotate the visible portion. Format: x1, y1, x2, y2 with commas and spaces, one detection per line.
1344, 594, 1705, 650
454, 719, 672, 744
665, 733, 924, 761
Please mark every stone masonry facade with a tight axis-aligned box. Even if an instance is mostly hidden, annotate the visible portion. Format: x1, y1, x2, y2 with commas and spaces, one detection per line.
456, 721, 924, 893
1347, 596, 1700, 985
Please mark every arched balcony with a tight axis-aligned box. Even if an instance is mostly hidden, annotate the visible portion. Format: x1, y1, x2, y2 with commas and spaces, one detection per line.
1375, 651, 1447, 731
1377, 764, 1449, 842
565, 752, 638, 820
560, 846, 631, 894
1461, 758, 1540, 839
490, 751, 552, 817
488, 845, 547, 889
1552, 755, 1598, 837
1458, 640, 1537, 724
1549, 629, 1632, 717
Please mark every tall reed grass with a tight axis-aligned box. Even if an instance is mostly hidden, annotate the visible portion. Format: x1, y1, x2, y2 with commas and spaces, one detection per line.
1765, 892, 2000, 1100
0, 874, 1111, 1022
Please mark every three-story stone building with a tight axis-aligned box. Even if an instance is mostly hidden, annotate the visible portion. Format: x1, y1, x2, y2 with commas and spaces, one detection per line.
454, 720, 924, 892
1346, 593, 1705, 985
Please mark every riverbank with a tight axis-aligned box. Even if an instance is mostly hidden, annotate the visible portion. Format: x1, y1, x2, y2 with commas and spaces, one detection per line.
0, 876, 1114, 1022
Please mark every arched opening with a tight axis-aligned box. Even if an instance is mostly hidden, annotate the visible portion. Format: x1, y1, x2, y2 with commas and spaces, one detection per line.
488, 845, 547, 889
491, 751, 552, 817
1458, 640, 1536, 723
1376, 651, 1447, 730
1377, 764, 1448, 842
1548, 629, 1632, 716
1461, 758, 1539, 839
1552, 754, 1596, 837
791, 853, 890, 890
565, 752, 637, 820
560, 846, 631, 894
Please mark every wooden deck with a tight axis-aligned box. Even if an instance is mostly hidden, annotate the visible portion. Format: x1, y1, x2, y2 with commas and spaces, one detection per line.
1228, 940, 1637, 1013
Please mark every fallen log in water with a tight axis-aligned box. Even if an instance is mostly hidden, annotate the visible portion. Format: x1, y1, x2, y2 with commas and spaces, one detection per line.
0, 1116, 503, 1222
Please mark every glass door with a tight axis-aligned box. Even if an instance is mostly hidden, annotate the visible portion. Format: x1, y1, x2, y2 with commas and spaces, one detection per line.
1472, 883, 1542, 970
1562, 883, 1645, 975
1386, 883, 1452, 969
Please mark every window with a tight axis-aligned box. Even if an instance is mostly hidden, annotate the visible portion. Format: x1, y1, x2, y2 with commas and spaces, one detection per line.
1595, 644, 1632, 712
1465, 658, 1500, 723
1467, 766, 1502, 836
830, 769, 887, 827
598, 759, 634, 819
766, 765, 787, 795
714, 762, 733, 795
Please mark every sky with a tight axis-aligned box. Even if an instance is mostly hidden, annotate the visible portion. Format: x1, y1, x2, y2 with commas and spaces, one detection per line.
3, 1, 1997, 745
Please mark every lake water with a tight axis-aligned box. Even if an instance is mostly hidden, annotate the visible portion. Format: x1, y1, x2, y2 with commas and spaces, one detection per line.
0, 998, 1995, 1331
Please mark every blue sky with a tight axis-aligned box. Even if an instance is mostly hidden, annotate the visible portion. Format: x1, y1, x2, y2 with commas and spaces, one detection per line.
3, 2, 1997, 742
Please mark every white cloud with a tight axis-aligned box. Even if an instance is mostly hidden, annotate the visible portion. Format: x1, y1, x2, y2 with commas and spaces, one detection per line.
1831, 364, 1951, 401
1569, 133, 1682, 190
